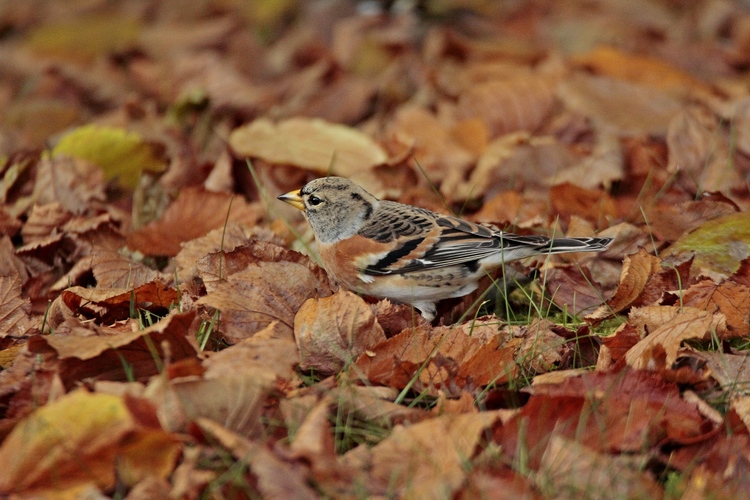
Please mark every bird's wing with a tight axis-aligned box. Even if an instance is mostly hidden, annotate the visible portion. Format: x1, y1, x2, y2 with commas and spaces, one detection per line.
361, 207, 551, 276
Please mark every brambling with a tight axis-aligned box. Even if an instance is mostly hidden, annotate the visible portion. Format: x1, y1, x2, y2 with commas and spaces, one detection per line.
278, 177, 613, 321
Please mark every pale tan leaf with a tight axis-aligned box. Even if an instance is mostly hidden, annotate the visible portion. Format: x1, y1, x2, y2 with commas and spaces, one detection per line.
456, 76, 557, 137
368, 412, 502, 498
625, 307, 713, 370
558, 73, 682, 135
91, 250, 161, 289
229, 117, 387, 177
538, 436, 662, 499
0, 274, 32, 338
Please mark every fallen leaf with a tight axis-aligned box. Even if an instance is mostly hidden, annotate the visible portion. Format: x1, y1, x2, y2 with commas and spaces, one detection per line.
32, 311, 198, 386
91, 250, 162, 289
198, 260, 332, 343
386, 105, 474, 191
127, 187, 263, 256
557, 73, 682, 136
0, 390, 160, 493
52, 125, 164, 190
195, 418, 318, 499
0, 274, 32, 338
60, 280, 179, 325
586, 249, 662, 323
571, 46, 713, 97
549, 182, 616, 226
501, 370, 716, 469
625, 307, 713, 370
229, 117, 388, 177
685, 351, 750, 432
27, 15, 141, 63
538, 436, 662, 498
683, 278, 750, 335
203, 335, 298, 380
295, 289, 386, 374
368, 412, 502, 498
456, 75, 557, 137
664, 212, 750, 278
545, 264, 611, 317
32, 156, 106, 214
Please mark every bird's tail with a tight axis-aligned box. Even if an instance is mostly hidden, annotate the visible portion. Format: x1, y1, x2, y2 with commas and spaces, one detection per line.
547, 237, 613, 253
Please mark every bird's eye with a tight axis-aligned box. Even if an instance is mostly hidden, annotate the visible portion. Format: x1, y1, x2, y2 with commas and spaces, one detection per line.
308, 195, 322, 206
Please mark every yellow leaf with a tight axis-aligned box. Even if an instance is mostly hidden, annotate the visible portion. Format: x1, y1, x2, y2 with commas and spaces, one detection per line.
0, 390, 136, 493
664, 212, 750, 276
27, 16, 141, 64
52, 125, 165, 189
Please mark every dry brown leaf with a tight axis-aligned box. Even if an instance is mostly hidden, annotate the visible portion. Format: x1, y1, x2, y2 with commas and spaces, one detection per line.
456, 76, 557, 138
60, 280, 179, 325
685, 351, 750, 431
198, 260, 333, 343
153, 374, 271, 437
139, 17, 237, 58
453, 133, 576, 200
666, 108, 740, 193
678, 435, 750, 499
538, 436, 662, 499
229, 117, 388, 177
571, 46, 713, 97
289, 396, 336, 461
195, 418, 318, 499
367, 412, 502, 498
194, 238, 321, 292
21, 203, 73, 244
91, 249, 161, 289
683, 278, 750, 336
369, 299, 430, 337
203, 335, 298, 380
597, 322, 641, 370
501, 370, 716, 469
514, 319, 566, 375
32, 155, 106, 214
329, 384, 429, 427
295, 289, 386, 374
586, 249, 662, 322
127, 187, 263, 256
545, 265, 611, 317
549, 182, 616, 226
353, 323, 516, 394
625, 307, 713, 370
546, 131, 623, 190
175, 223, 282, 282
459, 467, 537, 500
386, 105, 474, 191
733, 97, 750, 156
0, 274, 32, 338
32, 312, 198, 383
557, 73, 682, 136
129, 52, 277, 113
648, 193, 740, 242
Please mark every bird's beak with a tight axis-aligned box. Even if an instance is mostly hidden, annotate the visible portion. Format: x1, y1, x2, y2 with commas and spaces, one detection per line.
277, 189, 305, 211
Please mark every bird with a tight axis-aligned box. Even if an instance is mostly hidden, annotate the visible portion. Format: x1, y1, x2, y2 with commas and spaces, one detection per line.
278, 176, 613, 321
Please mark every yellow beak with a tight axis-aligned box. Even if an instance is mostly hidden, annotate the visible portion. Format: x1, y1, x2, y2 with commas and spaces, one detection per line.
277, 189, 305, 211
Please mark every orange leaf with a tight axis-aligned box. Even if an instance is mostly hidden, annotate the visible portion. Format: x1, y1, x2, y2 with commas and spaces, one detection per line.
127, 187, 262, 256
